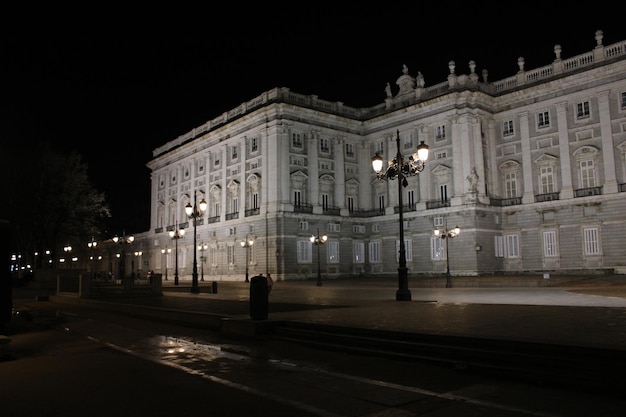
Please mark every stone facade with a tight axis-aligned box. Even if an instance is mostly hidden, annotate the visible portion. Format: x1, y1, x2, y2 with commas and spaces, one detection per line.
137, 30, 626, 282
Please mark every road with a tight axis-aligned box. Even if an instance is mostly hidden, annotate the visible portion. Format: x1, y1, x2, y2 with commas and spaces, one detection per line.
3, 292, 626, 417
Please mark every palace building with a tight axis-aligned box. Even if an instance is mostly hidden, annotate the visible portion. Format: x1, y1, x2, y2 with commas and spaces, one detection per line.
138, 30, 626, 283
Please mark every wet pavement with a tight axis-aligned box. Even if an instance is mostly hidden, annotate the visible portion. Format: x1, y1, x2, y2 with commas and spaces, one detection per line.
10, 275, 626, 350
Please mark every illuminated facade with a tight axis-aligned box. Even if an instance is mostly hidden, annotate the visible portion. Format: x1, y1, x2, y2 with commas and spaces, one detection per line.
142, 30, 626, 282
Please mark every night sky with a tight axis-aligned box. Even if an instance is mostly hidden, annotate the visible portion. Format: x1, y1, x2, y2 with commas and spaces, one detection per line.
3, 4, 624, 234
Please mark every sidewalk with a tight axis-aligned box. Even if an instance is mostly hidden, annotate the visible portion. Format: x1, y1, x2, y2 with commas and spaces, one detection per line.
7, 276, 626, 350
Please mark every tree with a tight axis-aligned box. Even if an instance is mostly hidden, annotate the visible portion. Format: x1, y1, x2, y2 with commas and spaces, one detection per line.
0, 142, 111, 271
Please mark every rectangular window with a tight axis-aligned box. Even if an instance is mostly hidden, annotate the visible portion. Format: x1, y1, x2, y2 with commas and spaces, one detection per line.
354, 241, 365, 263
540, 166, 555, 194
322, 193, 329, 210
576, 101, 591, 119
537, 111, 550, 128
231, 145, 238, 159
328, 241, 339, 264
439, 184, 448, 202
436, 125, 446, 140
299, 221, 309, 231
621, 92, 626, 110
396, 239, 412, 262
505, 172, 518, 198
580, 160, 596, 188
320, 138, 330, 153
434, 216, 444, 227
368, 241, 381, 263
583, 227, 600, 255
403, 133, 413, 149
543, 230, 558, 257
251, 137, 258, 152
297, 241, 312, 263
430, 236, 444, 260
345, 143, 354, 157
503, 120, 514, 136
292, 133, 302, 148
294, 190, 302, 207
505, 234, 520, 258
378, 195, 385, 213
347, 196, 354, 212
494, 235, 504, 258
252, 192, 259, 209
209, 247, 217, 266
407, 189, 415, 209
227, 245, 234, 266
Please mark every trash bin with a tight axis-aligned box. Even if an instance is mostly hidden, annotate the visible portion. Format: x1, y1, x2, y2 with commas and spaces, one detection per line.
211, 281, 218, 294
249, 275, 268, 320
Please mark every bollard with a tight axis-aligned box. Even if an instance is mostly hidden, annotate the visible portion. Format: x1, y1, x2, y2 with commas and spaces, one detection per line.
249, 275, 268, 320
211, 281, 218, 294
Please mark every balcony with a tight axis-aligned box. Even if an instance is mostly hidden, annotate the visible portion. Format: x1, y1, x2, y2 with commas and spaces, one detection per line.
350, 209, 385, 217
322, 207, 341, 216
245, 208, 260, 217
207, 216, 220, 224
535, 193, 559, 203
225, 212, 239, 221
294, 204, 313, 213
426, 199, 450, 210
574, 186, 603, 198
394, 203, 416, 214
491, 197, 523, 206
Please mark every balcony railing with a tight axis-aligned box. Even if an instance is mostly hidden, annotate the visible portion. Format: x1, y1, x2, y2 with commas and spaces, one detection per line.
350, 209, 385, 217
294, 204, 313, 213
207, 216, 220, 224
245, 208, 260, 217
491, 197, 523, 206
619, 183, 626, 192
322, 207, 341, 215
394, 203, 416, 214
535, 193, 559, 203
225, 212, 239, 220
574, 186, 603, 197
426, 199, 450, 209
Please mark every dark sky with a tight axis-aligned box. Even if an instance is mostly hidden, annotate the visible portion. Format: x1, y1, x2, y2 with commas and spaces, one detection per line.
3, 4, 625, 234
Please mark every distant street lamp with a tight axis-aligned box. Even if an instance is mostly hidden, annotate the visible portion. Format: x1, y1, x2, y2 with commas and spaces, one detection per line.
87, 237, 97, 278
133, 251, 143, 278
434, 224, 461, 288
240, 237, 254, 283
186, 191, 207, 294
310, 229, 328, 287
161, 247, 171, 281
63, 244, 72, 268
112, 232, 134, 279
198, 241, 208, 282
372, 129, 429, 301
169, 228, 185, 286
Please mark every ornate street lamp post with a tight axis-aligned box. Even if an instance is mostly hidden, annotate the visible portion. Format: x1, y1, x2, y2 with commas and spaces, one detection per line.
240, 237, 254, 283
161, 248, 171, 281
310, 229, 328, 287
198, 241, 208, 282
372, 129, 429, 301
87, 237, 97, 278
434, 224, 461, 288
169, 228, 184, 286
112, 232, 134, 283
185, 191, 207, 294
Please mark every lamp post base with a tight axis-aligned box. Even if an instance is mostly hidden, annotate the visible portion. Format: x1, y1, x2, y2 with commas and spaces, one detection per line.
395, 289, 412, 301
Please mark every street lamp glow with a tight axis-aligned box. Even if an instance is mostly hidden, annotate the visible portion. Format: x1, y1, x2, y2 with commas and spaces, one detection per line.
310, 229, 328, 287
372, 129, 429, 301
198, 242, 208, 282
